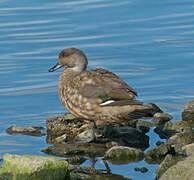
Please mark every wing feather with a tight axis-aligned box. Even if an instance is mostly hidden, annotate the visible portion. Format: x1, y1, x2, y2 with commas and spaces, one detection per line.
74, 68, 137, 101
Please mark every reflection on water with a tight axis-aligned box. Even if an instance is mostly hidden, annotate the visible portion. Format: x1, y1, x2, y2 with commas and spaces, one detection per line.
0, 0, 194, 179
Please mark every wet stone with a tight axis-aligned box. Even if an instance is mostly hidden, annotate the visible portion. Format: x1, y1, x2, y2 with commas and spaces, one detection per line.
154, 121, 176, 139
69, 165, 131, 180
182, 100, 194, 127
67, 155, 87, 165
105, 141, 120, 149
135, 120, 153, 133
153, 113, 173, 126
103, 126, 149, 149
145, 144, 170, 164
159, 153, 194, 180
134, 167, 148, 173
154, 120, 192, 139
165, 121, 192, 133
155, 154, 185, 180
46, 114, 90, 143
167, 131, 194, 154
144, 103, 163, 115
182, 143, 194, 156
42, 142, 108, 158
6, 125, 46, 136
104, 146, 144, 165
0, 153, 69, 180
156, 141, 165, 146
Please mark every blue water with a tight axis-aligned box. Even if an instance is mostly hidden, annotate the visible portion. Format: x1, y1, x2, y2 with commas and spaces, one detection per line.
1, 0, 194, 179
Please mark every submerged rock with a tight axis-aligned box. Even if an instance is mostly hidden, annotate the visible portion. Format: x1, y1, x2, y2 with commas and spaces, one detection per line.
159, 153, 194, 180
104, 146, 144, 165
0, 154, 69, 180
6, 125, 46, 136
134, 167, 148, 173
43, 142, 108, 158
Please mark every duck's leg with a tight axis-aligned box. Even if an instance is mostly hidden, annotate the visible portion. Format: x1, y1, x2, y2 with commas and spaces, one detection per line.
74, 121, 97, 143
90, 121, 97, 142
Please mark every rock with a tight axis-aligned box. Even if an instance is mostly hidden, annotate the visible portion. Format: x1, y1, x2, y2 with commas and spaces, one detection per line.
182, 100, 194, 126
0, 154, 69, 180
69, 165, 101, 180
6, 125, 46, 136
103, 126, 149, 149
156, 141, 165, 146
135, 120, 153, 133
105, 141, 120, 149
46, 114, 90, 143
154, 122, 176, 139
167, 131, 194, 154
67, 156, 87, 165
165, 121, 192, 133
153, 113, 173, 126
104, 146, 144, 165
42, 142, 108, 158
46, 114, 150, 148
159, 153, 194, 180
182, 143, 194, 156
69, 165, 131, 180
156, 154, 185, 179
134, 167, 148, 173
145, 144, 170, 164
144, 103, 163, 115
154, 120, 192, 139
55, 134, 68, 143
74, 127, 92, 142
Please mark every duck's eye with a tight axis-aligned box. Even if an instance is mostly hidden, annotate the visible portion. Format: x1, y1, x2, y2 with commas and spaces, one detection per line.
59, 52, 69, 58
62, 53, 69, 57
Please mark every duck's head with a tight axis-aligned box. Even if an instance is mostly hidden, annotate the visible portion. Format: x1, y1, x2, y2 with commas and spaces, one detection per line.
49, 47, 88, 73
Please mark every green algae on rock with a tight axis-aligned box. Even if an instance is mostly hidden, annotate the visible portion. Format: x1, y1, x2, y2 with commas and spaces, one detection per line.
0, 154, 69, 180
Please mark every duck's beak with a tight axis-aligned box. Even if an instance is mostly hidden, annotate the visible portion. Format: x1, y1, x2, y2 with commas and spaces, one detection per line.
49, 63, 64, 72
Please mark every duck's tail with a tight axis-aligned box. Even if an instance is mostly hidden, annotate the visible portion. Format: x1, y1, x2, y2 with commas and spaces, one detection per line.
127, 103, 163, 120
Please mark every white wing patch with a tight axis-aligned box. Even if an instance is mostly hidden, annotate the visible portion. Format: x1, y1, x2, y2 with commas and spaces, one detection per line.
100, 100, 115, 106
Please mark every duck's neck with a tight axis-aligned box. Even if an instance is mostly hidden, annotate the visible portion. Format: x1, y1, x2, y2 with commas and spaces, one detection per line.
60, 67, 85, 85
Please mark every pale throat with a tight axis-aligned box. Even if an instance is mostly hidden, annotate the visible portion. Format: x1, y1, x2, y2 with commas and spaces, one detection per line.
71, 66, 83, 72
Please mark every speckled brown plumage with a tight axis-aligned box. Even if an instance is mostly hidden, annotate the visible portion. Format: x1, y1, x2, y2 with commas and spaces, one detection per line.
49, 47, 152, 128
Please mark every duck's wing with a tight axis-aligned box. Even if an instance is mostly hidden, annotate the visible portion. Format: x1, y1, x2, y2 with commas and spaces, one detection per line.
75, 68, 138, 103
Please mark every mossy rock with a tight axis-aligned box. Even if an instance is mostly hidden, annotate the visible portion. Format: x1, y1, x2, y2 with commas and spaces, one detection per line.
0, 154, 69, 180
